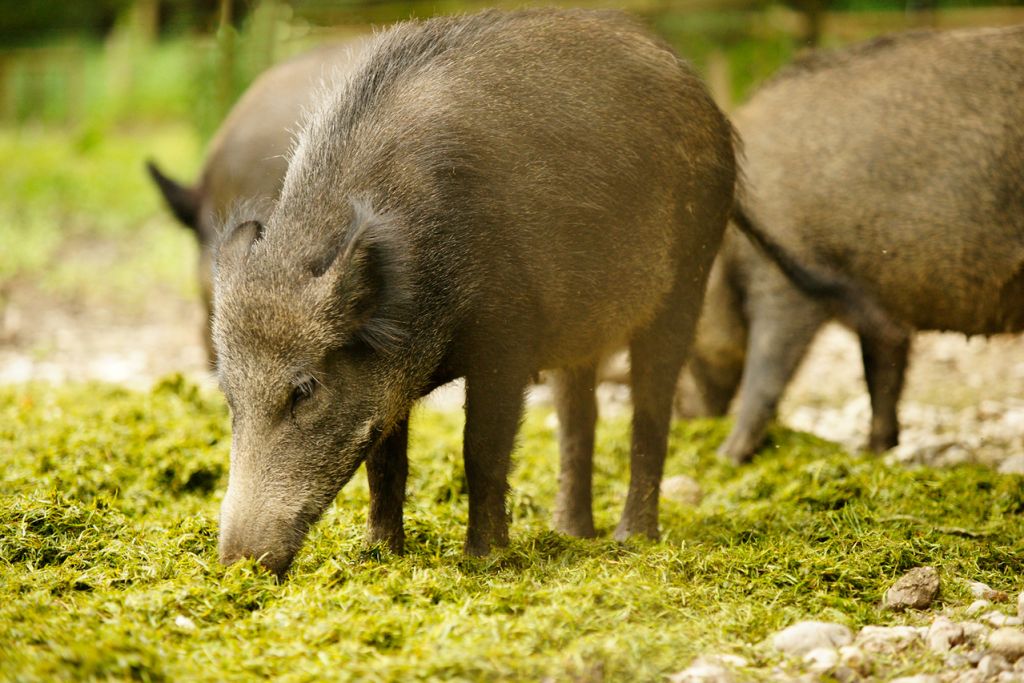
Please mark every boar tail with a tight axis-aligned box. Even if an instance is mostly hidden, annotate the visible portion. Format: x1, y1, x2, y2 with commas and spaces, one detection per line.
146, 160, 201, 232
731, 197, 907, 345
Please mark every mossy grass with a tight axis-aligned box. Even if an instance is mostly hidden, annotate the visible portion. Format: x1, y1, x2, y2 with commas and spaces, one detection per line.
2, 376, 1022, 681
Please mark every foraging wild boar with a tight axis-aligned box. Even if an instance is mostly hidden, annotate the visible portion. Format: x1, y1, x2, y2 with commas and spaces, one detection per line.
684, 26, 1024, 464
147, 40, 364, 365
212, 8, 740, 575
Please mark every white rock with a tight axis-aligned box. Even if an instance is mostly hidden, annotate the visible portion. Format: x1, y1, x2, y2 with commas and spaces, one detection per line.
928, 616, 966, 652
668, 659, 732, 683
960, 621, 990, 644
990, 628, 1024, 662
1016, 657, 1024, 672
831, 667, 861, 683
998, 455, 1024, 475
838, 645, 867, 673
953, 671, 986, 683
771, 621, 853, 657
660, 475, 703, 506
996, 672, 1024, 683
803, 647, 839, 673
979, 653, 1011, 678
713, 655, 748, 669
968, 600, 993, 616
174, 615, 196, 631
885, 567, 940, 611
945, 652, 971, 669
983, 611, 1024, 628
856, 625, 922, 654
890, 676, 940, 683
971, 581, 1010, 602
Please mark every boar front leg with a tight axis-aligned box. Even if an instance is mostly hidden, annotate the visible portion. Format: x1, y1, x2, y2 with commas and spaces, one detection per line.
463, 367, 529, 556
366, 414, 409, 553
552, 362, 598, 538
860, 331, 911, 452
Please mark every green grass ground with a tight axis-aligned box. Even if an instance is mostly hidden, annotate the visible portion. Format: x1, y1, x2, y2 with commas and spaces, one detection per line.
2, 378, 1022, 681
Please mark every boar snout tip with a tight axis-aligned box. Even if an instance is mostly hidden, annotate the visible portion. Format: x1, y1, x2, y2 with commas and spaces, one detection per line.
219, 547, 294, 579
219, 537, 295, 579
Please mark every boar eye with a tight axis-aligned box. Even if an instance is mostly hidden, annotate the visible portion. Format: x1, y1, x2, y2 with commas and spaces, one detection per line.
289, 377, 317, 417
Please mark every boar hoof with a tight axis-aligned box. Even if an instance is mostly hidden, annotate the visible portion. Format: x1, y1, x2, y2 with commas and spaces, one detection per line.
554, 511, 597, 539
717, 433, 757, 466
868, 431, 899, 453
612, 520, 659, 543
366, 527, 405, 555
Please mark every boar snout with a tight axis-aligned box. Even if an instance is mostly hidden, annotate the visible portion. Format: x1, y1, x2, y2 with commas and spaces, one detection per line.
218, 531, 295, 578
218, 486, 311, 578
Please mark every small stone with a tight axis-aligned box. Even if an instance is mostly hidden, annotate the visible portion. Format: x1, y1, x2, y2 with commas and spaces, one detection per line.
839, 645, 867, 673
990, 628, 1024, 662
945, 652, 971, 669
967, 650, 986, 666
929, 616, 966, 652
856, 625, 923, 654
668, 659, 732, 683
968, 600, 993, 616
803, 647, 839, 673
660, 475, 703, 506
832, 666, 861, 683
954, 671, 985, 683
983, 611, 1024, 628
174, 614, 196, 631
978, 654, 1011, 678
998, 455, 1024, 474
996, 672, 1024, 683
971, 581, 1010, 603
960, 622, 990, 644
886, 567, 940, 611
1016, 657, 1024, 672
890, 676, 940, 683
713, 655, 748, 669
771, 621, 853, 657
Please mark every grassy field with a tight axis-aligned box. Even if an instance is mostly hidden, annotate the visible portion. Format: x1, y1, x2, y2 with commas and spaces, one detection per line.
2, 379, 1023, 680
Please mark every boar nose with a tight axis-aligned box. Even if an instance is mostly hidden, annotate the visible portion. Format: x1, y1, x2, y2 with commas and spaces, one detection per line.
218, 529, 295, 578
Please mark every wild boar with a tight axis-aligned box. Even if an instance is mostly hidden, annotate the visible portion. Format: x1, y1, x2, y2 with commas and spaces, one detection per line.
212, 9, 740, 575
147, 40, 365, 365
684, 26, 1024, 463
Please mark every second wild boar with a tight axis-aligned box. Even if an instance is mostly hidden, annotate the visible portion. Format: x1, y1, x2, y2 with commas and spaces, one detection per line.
683, 26, 1024, 463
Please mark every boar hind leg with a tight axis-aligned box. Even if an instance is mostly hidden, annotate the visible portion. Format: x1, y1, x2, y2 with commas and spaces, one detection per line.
718, 296, 827, 465
366, 414, 409, 553
860, 332, 911, 452
552, 363, 599, 538
615, 290, 704, 542
463, 367, 530, 556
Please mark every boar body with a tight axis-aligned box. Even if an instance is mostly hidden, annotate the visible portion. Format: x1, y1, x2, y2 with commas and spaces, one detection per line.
687, 26, 1024, 462
213, 9, 737, 574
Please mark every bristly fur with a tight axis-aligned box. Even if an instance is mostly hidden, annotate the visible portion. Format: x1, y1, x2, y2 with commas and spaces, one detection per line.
338, 198, 413, 357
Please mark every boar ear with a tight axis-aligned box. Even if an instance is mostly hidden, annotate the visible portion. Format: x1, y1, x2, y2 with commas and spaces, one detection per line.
215, 220, 265, 275
146, 160, 200, 231
315, 200, 410, 354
